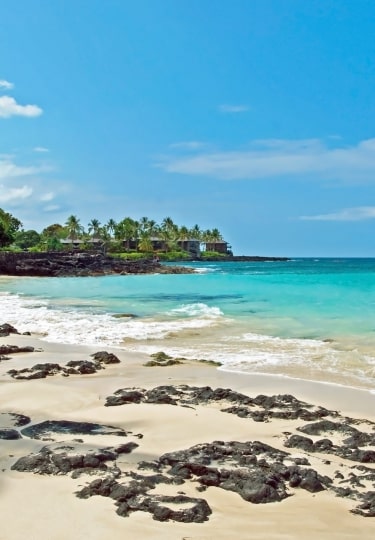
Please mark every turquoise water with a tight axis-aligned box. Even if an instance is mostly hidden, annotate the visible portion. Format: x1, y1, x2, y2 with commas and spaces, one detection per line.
1, 258, 375, 390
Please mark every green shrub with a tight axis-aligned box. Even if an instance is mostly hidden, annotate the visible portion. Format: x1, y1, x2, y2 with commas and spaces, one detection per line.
201, 251, 227, 259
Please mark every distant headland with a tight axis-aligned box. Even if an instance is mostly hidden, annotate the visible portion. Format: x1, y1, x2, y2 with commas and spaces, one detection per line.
0, 209, 288, 275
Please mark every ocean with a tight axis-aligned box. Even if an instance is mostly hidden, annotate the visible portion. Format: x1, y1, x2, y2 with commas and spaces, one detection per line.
1, 258, 375, 391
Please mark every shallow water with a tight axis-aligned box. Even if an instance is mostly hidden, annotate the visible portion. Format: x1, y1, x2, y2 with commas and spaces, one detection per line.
1, 258, 375, 390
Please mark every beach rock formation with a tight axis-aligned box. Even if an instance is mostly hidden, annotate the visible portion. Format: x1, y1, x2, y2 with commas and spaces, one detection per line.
104, 384, 336, 423
0, 412, 31, 439
0, 251, 194, 277
7, 350, 121, 379
0, 412, 31, 427
11, 441, 139, 475
77, 476, 212, 522
0, 323, 20, 337
0, 344, 34, 355
285, 420, 375, 463
20, 420, 128, 439
0, 428, 22, 439
7, 384, 375, 519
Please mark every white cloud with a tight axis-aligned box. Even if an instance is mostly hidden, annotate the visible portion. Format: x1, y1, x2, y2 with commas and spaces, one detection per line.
0, 158, 41, 179
157, 137, 375, 182
0, 79, 14, 90
40, 192, 54, 202
33, 146, 49, 153
0, 184, 33, 203
0, 96, 42, 118
218, 104, 249, 113
300, 207, 375, 222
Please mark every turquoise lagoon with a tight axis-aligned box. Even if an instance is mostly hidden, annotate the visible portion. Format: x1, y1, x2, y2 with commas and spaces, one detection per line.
1, 258, 375, 390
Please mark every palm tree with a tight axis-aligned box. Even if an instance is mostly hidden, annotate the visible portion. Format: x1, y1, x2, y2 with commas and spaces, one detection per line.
189, 224, 202, 241
115, 217, 138, 251
178, 225, 190, 241
98, 226, 111, 255
106, 218, 117, 237
210, 228, 223, 242
160, 216, 178, 252
138, 230, 153, 253
88, 218, 101, 238
65, 215, 83, 241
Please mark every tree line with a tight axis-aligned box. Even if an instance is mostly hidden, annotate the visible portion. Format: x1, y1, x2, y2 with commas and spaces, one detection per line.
0, 209, 226, 255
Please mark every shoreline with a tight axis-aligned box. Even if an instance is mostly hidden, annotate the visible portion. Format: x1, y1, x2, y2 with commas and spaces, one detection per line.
1, 331, 375, 538
16, 330, 375, 412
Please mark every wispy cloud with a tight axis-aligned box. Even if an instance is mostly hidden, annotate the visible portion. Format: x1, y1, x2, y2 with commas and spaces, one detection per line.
0, 185, 33, 203
218, 104, 249, 113
157, 138, 375, 182
0, 96, 43, 118
169, 141, 207, 150
0, 158, 42, 179
33, 146, 49, 153
300, 206, 375, 222
40, 192, 55, 202
0, 79, 14, 90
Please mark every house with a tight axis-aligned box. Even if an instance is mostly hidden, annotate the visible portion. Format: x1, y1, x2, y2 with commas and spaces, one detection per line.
60, 238, 102, 249
204, 240, 232, 254
176, 239, 201, 257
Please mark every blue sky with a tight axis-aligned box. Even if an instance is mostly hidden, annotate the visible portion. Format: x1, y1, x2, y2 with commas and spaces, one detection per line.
1, 0, 375, 256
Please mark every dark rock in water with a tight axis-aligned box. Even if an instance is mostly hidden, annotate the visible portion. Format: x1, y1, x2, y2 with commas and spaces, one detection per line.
0, 323, 19, 337
0, 428, 22, 440
21, 420, 128, 439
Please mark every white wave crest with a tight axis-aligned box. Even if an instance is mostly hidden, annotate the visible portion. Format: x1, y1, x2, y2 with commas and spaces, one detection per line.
168, 302, 223, 318
0, 294, 223, 346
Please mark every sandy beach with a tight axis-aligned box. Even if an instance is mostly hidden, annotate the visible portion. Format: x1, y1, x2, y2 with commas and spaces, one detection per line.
1, 332, 375, 540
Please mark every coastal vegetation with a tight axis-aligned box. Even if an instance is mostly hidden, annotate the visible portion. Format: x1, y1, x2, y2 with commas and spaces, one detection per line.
0, 207, 230, 260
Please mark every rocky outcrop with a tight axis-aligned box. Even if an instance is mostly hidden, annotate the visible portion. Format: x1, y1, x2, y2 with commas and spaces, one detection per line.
0, 323, 20, 337
0, 344, 34, 355
104, 384, 335, 423
7, 350, 120, 379
0, 412, 31, 427
0, 252, 193, 277
0, 428, 22, 440
20, 420, 128, 439
11, 441, 138, 475
7, 385, 375, 519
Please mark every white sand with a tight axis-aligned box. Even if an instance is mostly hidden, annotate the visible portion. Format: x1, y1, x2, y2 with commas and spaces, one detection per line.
1, 334, 375, 539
